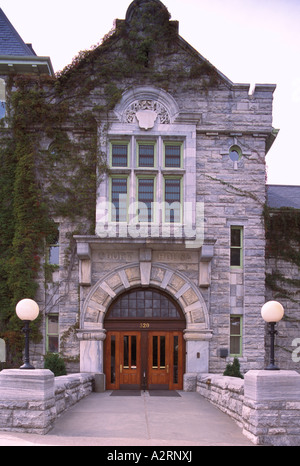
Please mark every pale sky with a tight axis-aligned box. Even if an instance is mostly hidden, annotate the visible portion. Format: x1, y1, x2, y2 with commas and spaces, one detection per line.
1, 0, 300, 186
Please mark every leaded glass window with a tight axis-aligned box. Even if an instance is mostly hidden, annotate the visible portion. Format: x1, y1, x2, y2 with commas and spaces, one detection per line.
111, 143, 128, 167
165, 178, 181, 222
107, 289, 182, 319
111, 177, 128, 222
138, 143, 155, 167
164, 144, 181, 168
138, 177, 154, 222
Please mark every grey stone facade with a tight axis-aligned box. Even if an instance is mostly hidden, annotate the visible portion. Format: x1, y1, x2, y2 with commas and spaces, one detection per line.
3, 0, 299, 383
37, 0, 277, 379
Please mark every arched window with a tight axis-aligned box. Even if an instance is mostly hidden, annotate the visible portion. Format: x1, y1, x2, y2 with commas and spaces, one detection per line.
229, 145, 242, 162
106, 288, 183, 320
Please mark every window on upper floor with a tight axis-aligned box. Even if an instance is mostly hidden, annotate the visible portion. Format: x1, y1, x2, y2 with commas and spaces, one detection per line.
164, 177, 182, 223
137, 141, 156, 167
111, 141, 129, 167
109, 137, 184, 225
137, 176, 155, 222
47, 224, 60, 266
230, 226, 243, 268
110, 176, 128, 222
164, 142, 182, 168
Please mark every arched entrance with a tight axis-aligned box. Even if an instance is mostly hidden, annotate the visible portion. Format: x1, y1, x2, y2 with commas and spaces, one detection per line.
77, 262, 212, 390
104, 288, 185, 390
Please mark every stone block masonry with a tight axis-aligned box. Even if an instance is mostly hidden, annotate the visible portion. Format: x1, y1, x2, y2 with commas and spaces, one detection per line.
197, 370, 300, 446
0, 369, 94, 435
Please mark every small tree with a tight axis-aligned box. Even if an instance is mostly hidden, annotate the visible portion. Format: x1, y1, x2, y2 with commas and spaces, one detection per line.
44, 353, 66, 377
223, 357, 244, 379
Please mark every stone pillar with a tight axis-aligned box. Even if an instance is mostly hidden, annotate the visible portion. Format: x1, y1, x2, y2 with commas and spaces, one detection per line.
183, 326, 212, 391
243, 370, 300, 446
77, 329, 106, 374
0, 369, 55, 434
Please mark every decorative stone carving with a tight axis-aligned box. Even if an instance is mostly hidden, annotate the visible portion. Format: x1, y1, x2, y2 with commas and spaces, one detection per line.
80, 263, 211, 333
136, 110, 157, 130
124, 99, 170, 125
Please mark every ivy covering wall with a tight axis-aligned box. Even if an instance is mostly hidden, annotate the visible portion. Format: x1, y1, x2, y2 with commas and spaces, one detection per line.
264, 206, 300, 368
265, 206, 300, 302
0, 0, 237, 366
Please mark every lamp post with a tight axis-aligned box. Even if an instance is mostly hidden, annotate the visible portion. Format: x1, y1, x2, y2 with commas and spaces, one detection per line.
261, 300, 284, 370
16, 299, 39, 369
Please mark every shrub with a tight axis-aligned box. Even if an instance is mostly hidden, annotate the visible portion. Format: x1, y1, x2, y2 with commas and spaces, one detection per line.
223, 357, 244, 379
44, 352, 66, 376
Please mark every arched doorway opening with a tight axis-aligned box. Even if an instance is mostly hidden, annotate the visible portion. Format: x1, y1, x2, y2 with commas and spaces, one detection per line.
104, 287, 185, 390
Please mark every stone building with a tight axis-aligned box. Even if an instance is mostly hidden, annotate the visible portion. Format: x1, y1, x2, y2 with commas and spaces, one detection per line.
0, 0, 298, 389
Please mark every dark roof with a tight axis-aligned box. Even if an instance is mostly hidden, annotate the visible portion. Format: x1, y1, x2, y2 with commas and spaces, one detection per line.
267, 185, 300, 209
0, 8, 36, 56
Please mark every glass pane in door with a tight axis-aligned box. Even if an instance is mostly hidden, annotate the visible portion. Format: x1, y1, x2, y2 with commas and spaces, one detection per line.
173, 335, 178, 384
152, 336, 158, 368
131, 336, 137, 368
123, 335, 129, 368
160, 336, 165, 368
111, 335, 116, 384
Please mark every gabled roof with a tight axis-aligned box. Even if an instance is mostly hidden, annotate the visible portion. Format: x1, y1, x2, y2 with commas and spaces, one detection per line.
267, 185, 300, 210
0, 8, 36, 56
0, 8, 54, 76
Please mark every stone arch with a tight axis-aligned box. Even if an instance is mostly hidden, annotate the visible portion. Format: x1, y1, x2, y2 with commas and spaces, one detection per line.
81, 262, 210, 333
114, 86, 179, 125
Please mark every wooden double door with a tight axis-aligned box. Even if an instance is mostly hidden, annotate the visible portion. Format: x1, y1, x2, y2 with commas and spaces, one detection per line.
105, 330, 184, 390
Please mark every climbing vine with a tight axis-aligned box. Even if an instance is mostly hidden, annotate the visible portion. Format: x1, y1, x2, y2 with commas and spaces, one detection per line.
264, 205, 300, 307
0, 2, 223, 366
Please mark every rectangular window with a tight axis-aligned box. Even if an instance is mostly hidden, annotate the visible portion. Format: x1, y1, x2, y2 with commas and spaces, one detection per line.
164, 143, 182, 168
0, 79, 6, 120
0, 101, 5, 119
138, 177, 155, 222
230, 226, 243, 267
138, 142, 155, 167
111, 177, 128, 222
46, 315, 59, 353
111, 142, 128, 167
230, 316, 242, 356
164, 177, 181, 223
48, 225, 59, 266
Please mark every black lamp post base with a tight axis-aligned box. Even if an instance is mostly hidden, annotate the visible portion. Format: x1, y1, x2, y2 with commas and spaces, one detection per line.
265, 363, 280, 371
20, 362, 35, 370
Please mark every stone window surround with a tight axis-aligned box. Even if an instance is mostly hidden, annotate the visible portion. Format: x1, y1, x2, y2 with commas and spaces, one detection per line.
96, 86, 198, 234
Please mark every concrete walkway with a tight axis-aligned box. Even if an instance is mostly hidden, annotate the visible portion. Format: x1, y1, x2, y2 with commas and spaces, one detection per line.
0, 391, 253, 446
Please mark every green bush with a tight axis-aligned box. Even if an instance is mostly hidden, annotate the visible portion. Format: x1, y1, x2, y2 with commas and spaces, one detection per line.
223, 357, 244, 379
44, 353, 66, 376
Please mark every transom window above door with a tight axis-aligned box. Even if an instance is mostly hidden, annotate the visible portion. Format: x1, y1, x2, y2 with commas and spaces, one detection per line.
106, 289, 183, 320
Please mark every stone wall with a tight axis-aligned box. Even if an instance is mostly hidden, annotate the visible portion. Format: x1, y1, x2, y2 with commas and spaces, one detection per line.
197, 373, 244, 428
0, 369, 94, 435
54, 373, 94, 418
197, 371, 300, 446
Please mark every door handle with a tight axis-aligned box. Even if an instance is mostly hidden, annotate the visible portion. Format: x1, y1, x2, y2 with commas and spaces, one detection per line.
167, 364, 169, 374
120, 364, 123, 374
